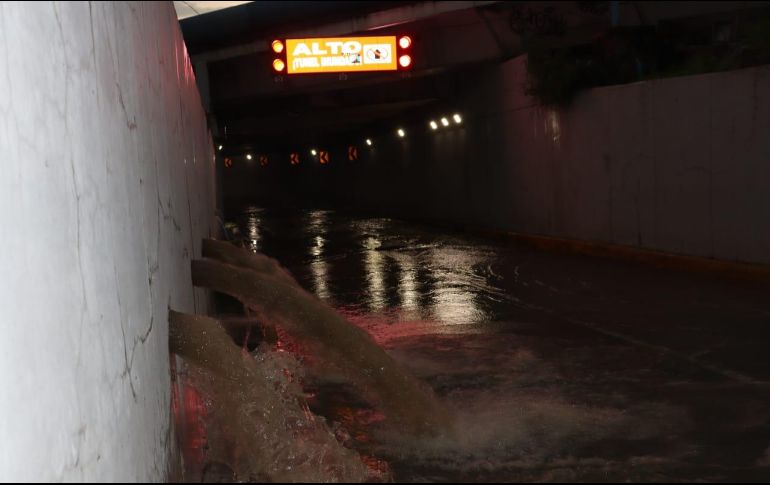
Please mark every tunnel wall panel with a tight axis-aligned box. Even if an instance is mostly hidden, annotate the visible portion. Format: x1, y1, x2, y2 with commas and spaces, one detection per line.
473, 57, 770, 264
0, 2, 215, 481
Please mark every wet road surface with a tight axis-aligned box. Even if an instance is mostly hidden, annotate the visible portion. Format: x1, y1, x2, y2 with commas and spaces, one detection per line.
228, 206, 770, 482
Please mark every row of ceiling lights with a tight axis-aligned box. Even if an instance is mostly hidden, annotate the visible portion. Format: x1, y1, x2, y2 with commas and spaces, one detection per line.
216, 111, 463, 161
398, 112, 463, 137
429, 113, 463, 131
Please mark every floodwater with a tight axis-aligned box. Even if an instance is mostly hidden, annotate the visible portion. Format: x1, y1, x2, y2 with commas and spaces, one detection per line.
209, 206, 770, 482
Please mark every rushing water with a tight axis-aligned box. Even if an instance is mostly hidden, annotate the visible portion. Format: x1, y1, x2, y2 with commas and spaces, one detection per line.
206, 206, 770, 482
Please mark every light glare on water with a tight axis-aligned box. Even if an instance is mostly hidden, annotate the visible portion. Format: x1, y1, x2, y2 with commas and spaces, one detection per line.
202, 206, 770, 482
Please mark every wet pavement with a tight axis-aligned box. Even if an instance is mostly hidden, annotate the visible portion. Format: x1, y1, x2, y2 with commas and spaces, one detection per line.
226, 206, 770, 482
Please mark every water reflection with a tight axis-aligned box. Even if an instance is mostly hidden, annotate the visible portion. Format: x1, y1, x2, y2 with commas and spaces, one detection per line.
364, 246, 387, 312
243, 207, 263, 252
310, 259, 330, 300
398, 257, 419, 314
306, 209, 330, 234
236, 208, 498, 326
311, 235, 324, 257
306, 210, 330, 300
428, 250, 485, 325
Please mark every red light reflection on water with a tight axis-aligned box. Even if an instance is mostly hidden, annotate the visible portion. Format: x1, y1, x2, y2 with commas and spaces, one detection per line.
171, 358, 208, 480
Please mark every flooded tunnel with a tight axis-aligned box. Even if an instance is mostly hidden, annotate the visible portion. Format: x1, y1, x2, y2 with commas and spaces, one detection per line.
2, 1, 770, 482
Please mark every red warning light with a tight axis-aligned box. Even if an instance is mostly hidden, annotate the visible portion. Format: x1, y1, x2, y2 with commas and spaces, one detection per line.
272, 59, 285, 72
398, 36, 412, 49
398, 55, 412, 68
271, 40, 284, 54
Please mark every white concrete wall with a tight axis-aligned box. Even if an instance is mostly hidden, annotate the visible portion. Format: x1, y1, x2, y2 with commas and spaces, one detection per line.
475, 56, 770, 264
0, 1, 215, 481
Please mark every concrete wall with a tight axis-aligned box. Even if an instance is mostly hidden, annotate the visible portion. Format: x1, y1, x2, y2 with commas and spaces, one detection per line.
466, 57, 770, 265
229, 56, 770, 265
0, 2, 215, 481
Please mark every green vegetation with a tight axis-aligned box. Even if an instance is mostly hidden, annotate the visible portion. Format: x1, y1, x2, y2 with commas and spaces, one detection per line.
524, 11, 770, 106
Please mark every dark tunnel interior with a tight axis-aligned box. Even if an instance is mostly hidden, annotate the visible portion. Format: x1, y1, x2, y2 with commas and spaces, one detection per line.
1, 1, 770, 482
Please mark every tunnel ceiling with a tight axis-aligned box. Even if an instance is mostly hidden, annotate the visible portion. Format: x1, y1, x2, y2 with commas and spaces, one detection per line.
180, 1, 614, 150
173, 1, 253, 21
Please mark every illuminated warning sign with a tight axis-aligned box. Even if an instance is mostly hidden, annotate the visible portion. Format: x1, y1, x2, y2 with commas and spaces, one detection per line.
285, 36, 398, 74
319, 150, 329, 164
290, 152, 300, 165
348, 146, 358, 161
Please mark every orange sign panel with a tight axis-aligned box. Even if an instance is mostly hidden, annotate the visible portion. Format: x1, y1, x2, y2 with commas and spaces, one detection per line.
286, 36, 398, 74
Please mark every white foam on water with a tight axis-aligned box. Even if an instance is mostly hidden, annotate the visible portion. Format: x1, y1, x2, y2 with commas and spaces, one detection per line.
360, 333, 694, 482
183, 343, 384, 483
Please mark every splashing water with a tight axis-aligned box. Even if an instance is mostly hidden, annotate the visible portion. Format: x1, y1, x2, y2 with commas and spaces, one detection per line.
192, 240, 453, 436
169, 311, 382, 482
